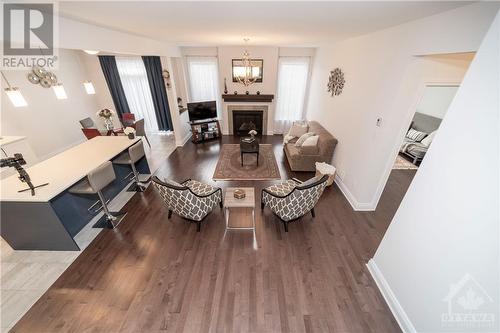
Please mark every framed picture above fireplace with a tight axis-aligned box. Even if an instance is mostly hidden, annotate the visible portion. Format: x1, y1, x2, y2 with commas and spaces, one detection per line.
232, 59, 263, 83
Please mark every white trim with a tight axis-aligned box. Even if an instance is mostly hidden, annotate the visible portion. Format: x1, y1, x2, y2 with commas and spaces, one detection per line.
333, 174, 374, 211
367, 259, 416, 333
176, 132, 191, 147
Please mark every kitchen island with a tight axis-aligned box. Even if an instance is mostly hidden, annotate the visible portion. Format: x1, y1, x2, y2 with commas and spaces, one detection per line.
0, 136, 150, 250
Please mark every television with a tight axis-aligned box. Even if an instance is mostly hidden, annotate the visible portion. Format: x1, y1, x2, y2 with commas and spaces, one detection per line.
187, 101, 217, 121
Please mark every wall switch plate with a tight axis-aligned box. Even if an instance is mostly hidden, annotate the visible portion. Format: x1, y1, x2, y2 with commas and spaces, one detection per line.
376, 117, 383, 127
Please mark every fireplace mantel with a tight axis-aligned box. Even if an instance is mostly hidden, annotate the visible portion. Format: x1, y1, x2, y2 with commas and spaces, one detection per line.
222, 94, 274, 103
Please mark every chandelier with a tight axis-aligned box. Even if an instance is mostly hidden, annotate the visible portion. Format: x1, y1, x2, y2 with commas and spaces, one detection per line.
235, 38, 258, 86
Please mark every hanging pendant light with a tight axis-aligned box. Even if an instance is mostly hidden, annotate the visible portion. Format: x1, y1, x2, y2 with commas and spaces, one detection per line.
234, 38, 257, 87
83, 81, 96, 94
1, 71, 28, 107
53, 83, 68, 99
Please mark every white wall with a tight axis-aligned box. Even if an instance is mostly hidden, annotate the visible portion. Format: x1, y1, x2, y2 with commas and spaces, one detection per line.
182, 46, 315, 134
416, 86, 459, 119
1, 49, 102, 160
306, 2, 499, 210
369, 11, 499, 332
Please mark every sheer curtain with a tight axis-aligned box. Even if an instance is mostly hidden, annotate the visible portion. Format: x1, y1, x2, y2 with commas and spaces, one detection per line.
186, 56, 220, 102
274, 57, 311, 134
116, 57, 159, 133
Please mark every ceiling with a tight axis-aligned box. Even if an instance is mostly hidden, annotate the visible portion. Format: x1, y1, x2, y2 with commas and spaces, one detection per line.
58, 1, 471, 46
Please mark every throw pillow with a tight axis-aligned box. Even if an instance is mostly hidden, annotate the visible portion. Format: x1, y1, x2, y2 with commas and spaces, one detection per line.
295, 132, 316, 147
406, 128, 427, 142
421, 131, 436, 146
299, 135, 319, 154
288, 121, 309, 138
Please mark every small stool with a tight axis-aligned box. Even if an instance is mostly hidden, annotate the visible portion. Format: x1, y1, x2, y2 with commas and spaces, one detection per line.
113, 141, 147, 192
69, 161, 126, 229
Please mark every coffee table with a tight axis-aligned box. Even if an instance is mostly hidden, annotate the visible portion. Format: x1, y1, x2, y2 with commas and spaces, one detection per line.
240, 138, 259, 166
224, 187, 255, 231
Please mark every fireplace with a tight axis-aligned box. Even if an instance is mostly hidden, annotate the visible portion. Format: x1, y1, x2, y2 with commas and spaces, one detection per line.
232, 110, 263, 136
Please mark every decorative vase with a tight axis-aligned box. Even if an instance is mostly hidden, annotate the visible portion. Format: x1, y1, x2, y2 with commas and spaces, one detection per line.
224, 78, 228, 94
245, 91, 249, 95
256, 91, 261, 95
234, 91, 238, 95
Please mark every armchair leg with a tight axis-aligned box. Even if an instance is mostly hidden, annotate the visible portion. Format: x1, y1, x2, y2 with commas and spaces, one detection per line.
219, 200, 223, 209
168, 210, 172, 219
197, 221, 201, 232
283, 221, 289, 232
311, 208, 315, 218
261, 201, 265, 210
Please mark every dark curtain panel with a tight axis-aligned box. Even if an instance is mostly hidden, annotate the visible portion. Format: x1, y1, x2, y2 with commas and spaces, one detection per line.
98, 56, 130, 118
142, 56, 173, 131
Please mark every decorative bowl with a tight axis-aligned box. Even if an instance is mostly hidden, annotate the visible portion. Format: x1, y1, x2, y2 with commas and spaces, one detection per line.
234, 189, 246, 199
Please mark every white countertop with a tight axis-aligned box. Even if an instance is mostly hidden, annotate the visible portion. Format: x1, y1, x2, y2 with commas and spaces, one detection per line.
0, 136, 141, 202
0, 136, 27, 147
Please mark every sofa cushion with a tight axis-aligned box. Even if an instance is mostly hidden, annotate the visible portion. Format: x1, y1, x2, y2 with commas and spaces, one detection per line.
299, 135, 319, 155
295, 132, 316, 147
265, 179, 298, 196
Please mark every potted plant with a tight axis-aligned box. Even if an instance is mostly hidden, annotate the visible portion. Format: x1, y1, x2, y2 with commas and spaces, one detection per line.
124, 127, 136, 139
96, 108, 115, 130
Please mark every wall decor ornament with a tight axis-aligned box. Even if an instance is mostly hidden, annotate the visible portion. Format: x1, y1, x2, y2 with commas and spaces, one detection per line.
327, 68, 345, 97
27, 66, 58, 88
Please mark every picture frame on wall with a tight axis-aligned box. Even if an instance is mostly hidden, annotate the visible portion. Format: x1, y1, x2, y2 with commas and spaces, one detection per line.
232, 59, 264, 83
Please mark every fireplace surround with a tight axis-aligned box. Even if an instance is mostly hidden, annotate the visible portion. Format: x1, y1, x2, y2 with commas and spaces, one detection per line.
227, 105, 268, 135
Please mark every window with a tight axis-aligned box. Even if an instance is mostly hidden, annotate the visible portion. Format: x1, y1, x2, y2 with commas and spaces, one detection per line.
116, 57, 159, 133
186, 56, 220, 102
274, 57, 311, 134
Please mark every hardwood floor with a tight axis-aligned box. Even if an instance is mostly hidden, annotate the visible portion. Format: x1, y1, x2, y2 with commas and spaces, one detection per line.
11, 136, 415, 333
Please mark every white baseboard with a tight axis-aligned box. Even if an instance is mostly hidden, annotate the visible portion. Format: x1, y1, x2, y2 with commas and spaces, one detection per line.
367, 259, 416, 333
333, 175, 375, 211
176, 132, 191, 147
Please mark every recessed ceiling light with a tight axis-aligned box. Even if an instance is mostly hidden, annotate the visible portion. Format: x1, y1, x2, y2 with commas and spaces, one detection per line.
83, 50, 99, 55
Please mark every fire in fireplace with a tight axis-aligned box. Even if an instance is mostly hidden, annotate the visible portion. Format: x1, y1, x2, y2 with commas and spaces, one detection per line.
232, 110, 263, 136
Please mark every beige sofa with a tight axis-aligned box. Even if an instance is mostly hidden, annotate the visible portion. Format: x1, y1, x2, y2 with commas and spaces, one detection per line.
284, 121, 338, 172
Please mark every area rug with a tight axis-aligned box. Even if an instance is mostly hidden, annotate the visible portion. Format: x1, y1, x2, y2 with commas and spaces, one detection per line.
393, 155, 418, 170
213, 144, 281, 180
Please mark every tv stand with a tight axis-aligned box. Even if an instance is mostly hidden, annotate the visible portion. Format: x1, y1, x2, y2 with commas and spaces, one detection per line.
189, 119, 221, 144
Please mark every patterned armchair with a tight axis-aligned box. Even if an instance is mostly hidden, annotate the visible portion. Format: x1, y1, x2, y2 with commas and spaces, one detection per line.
261, 175, 328, 232
152, 177, 222, 231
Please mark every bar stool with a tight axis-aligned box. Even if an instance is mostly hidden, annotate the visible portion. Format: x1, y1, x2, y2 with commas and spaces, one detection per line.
113, 141, 147, 192
69, 161, 126, 229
